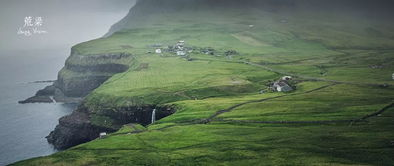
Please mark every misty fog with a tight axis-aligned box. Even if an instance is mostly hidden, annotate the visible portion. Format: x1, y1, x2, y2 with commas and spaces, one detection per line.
0, 0, 136, 52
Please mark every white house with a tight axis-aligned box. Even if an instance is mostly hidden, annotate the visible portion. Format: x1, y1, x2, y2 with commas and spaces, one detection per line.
155, 49, 162, 54
177, 51, 186, 56
282, 76, 292, 81
178, 40, 185, 46
273, 81, 293, 92
99, 132, 107, 138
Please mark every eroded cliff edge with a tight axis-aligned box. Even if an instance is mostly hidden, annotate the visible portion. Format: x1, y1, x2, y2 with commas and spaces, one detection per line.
19, 49, 131, 104
18, 44, 148, 148
47, 103, 175, 149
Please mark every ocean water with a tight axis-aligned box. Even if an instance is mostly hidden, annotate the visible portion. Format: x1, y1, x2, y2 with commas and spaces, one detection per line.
0, 1, 135, 164
0, 49, 77, 165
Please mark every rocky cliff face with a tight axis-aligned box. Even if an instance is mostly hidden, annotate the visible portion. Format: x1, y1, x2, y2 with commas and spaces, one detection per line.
55, 51, 131, 98
19, 50, 132, 104
29, 47, 180, 149
47, 104, 175, 149
46, 105, 102, 149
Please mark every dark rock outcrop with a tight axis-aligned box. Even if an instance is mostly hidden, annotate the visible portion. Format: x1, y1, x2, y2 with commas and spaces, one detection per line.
18, 85, 56, 104
46, 107, 104, 150
18, 95, 53, 104
35, 85, 56, 96
47, 104, 175, 149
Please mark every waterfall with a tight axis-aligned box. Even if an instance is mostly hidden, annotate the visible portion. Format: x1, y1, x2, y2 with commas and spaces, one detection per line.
151, 109, 156, 124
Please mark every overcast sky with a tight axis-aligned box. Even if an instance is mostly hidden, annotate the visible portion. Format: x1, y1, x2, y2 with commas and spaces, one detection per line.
0, 0, 136, 51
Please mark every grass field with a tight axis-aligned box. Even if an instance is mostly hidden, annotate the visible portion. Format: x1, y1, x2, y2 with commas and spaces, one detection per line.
12, 5, 394, 166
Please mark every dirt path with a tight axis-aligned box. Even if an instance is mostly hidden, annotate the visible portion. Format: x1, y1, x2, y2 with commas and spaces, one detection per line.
199, 84, 337, 124
214, 102, 394, 125
198, 81, 393, 125
243, 61, 390, 87
191, 57, 390, 87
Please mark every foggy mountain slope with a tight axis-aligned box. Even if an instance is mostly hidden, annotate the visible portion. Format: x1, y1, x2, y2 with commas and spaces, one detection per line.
106, 0, 394, 37
105, 0, 295, 36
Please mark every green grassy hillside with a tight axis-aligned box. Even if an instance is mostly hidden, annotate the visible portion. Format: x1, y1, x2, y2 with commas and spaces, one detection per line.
13, 3, 394, 166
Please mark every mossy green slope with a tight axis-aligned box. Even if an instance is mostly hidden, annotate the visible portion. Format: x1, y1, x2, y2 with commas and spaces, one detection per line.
13, 4, 394, 166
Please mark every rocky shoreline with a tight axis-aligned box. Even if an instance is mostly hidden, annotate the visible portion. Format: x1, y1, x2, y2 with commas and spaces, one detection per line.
46, 105, 112, 149
18, 48, 177, 149
18, 85, 83, 104
18, 50, 138, 149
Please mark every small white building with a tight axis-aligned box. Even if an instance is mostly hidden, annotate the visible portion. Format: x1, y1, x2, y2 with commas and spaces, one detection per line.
273, 81, 293, 92
155, 49, 162, 54
176, 45, 184, 51
177, 51, 186, 56
177, 40, 185, 46
99, 132, 107, 138
282, 76, 292, 81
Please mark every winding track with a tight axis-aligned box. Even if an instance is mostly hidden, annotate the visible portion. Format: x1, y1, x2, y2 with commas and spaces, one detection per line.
243, 61, 391, 87
214, 103, 394, 125
199, 83, 337, 124
193, 56, 392, 87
